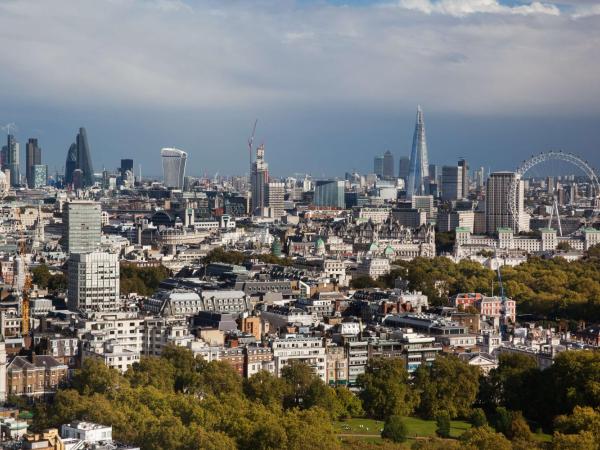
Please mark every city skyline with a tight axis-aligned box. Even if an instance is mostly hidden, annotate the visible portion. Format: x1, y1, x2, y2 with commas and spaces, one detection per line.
0, 0, 599, 177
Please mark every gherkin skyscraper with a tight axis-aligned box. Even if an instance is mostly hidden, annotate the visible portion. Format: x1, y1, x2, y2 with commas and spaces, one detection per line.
64, 127, 94, 187
406, 105, 429, 199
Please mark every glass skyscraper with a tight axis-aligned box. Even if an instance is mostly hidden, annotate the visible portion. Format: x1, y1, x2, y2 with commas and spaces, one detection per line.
161, 147, 187, 189
64, 127, 94, 187
406, 106, 429, 199
314, 180, 345, 208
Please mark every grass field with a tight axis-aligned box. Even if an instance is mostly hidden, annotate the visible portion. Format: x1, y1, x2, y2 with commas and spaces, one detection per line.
334, 416, 471, 439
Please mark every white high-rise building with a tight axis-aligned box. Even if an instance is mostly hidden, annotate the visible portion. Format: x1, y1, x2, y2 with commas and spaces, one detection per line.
64, 201, 102, 254
68, 252, 120, 312
266, 181, 285, 218
485, 171, 525, 235
161, 147, 187, 189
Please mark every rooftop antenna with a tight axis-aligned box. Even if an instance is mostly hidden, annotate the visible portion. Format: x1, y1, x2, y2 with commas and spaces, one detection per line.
248, 119, 258, 168
2, 122, 17, 135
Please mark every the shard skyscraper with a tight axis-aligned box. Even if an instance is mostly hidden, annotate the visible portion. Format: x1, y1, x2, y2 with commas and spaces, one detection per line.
406, 105, 429, 199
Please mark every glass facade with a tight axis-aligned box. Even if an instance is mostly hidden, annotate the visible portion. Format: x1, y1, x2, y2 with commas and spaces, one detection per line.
407, 106, 429, 199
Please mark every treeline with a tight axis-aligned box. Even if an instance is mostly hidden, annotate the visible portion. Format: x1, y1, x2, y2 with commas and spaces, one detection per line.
202, 247, 294, 267
120, 263, 170, 296
32, 347, 353, 450
31, 264, 67, 292
351, 248, 600, 322
28, 347, 600, 449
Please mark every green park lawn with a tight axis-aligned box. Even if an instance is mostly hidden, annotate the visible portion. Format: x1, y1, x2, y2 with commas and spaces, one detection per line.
334, 416, 471, 439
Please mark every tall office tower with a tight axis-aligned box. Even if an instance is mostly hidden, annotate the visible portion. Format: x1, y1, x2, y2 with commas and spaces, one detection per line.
65, 143, 77, 185
383, 150, 394, 179
67, 252, 119, 312
120, 159, 134, 177
64, 128, 94, 187
411, 195, 434, 216
458, 158, 469, 198
25, 138, 42, 188
76, 128, 94, 186
266, 181, 285, 218
398, 156, 410, 182
374, 155, 384, 177
546, 176, 555, 194
64, 201, 102, 254
251, 144, 269, 215
485, 171, 525, 234
476, 166, 486, 189
407, 106, 429, 199
441, 166, 463, 201
6, 134, 20, 187
32, 165, 48, 188
161, 147, 187, 189
314, 180, 345, 208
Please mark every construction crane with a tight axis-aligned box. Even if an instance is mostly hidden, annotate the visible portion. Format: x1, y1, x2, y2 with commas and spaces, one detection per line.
493, 247, 508, 340
14, 206, 31, 335
248, 119, 258, 168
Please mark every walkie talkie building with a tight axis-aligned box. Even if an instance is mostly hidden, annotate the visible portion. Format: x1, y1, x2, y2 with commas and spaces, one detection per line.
161, 147, 187, 189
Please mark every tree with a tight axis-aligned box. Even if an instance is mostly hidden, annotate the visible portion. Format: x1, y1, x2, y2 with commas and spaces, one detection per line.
244, 370, 289, 410
554, 406, 600, 436
357, 358, 417, 419
303, 380, 344, 419
493, 407, 513, 437
470, 408, 488, 427
548, 351, 600, 417
414, 354, 479, 419
459, 425, 512, 450
551, 431, 599, 450
435, 411, 451, 438
126, 357, 176, 391
507, 411, 533, 442
31, 264, 51, 288
335, 387, 364, 419
281, 361, 318, 408
71, 358, 127, 396
350, 275, 384, 289
381, 415, 408, 443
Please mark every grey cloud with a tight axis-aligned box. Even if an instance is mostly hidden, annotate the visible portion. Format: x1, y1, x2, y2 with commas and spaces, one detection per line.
0, 0, 598, 117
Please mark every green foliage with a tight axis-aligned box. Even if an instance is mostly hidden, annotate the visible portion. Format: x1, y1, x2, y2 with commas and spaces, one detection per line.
244, 370, 289, 410
435, 231, 455, 254
281, 360, 317, 408
459, 425, 512, 450
120, 263, 170, 296
480, 351, 600, 430
357, 358, 417, 420
381, 415, 408, 443
470, 408, 488, 427
335, 387, 364, 419
414, 354, 480, 419
393, 255, 600, 320
554, 406, 600, 436
350, 275, 386, 289
203, 247, 247, 265
31, 264, 51, 288
203, 247, 293, 267
38, 346, 341, 450
551, 431, 599, 450
435, 411, 451, 438
32, 263, 67, 292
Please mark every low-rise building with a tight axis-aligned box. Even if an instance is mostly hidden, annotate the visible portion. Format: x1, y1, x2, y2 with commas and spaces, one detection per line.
7, 355, 68, 398
271, 335, 326, 380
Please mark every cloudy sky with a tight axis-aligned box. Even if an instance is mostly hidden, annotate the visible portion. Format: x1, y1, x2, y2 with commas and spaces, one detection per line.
0, 0, 599, 178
